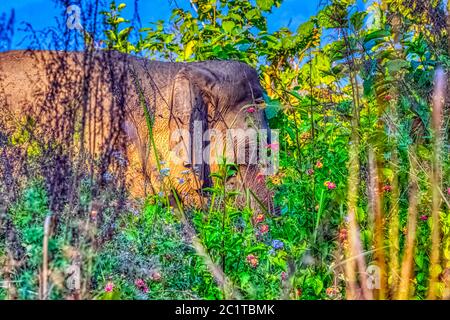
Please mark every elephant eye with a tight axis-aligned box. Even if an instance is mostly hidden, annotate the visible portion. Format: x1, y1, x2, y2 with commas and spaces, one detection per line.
254, 97, 265, 105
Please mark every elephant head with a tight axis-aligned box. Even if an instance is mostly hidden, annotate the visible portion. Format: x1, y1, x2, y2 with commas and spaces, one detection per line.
162, 60, 276, 211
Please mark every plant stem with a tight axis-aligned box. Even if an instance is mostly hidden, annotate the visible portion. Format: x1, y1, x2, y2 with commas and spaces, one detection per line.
313, 188, 325, 244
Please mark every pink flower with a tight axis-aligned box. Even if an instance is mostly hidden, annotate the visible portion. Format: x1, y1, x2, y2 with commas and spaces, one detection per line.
246, 254, 259, 268
135, 279, 145, 287
151, 272, 161, 281
447, 187, 450, 196
306, 168, 314, 176
255, 214, 265, 224
339, 228, 348, 243
383, 185, 392, 192
267, 143, 279, 151
135, 278, 150, 293
384, 94, 393, 102
281, 272, 288, 281
259, 224, 269, 234
104, 282, 114, 293
247, 107, 256, 113
324, 181, 336, 190
256, 172, 266, 184
420, 215, 428, 221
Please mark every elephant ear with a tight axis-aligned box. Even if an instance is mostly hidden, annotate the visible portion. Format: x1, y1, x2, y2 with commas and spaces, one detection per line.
169, 66, 213, 195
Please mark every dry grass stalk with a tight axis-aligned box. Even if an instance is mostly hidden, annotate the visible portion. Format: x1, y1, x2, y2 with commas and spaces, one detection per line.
344, 143, 373, 300
427, 68, 446, 299
397, 151, 419, 300
388, 149, 401, 296
368, 148, 387, 299
1, 250, 20, 299
39, 215, 53, 300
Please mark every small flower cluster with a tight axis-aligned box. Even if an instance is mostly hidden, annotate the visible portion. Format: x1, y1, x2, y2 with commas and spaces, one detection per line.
151, 271, 162, 281
254, 213, 269, 236
338, 228, 348, 243
259, 224, 269, 234
269, 171, 285, 186
301, 132, 311, 141
326, 287, 340, 298
269, 239, 284, 255
246, 254, 259, 268
324, 181, 336, 190
135, 279, 149, 293
271, 239, 284, 250
104, 281, 114, 293
256, 172, 266, 184
254, 214, 265, 224
269, 175, 282, 186
382, 185, 392, 192
159, 168, 170, 177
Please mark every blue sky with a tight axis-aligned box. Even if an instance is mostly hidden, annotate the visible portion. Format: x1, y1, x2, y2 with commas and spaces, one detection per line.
0, 0, 322, 50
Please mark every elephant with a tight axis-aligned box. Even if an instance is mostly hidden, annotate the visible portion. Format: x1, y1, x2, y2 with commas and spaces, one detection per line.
0, 50, 275, 211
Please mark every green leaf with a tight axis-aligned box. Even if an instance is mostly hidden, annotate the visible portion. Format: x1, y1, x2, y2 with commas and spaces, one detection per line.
363, 77, 374, 97
260, 34, 279, 44
286, 90, 303, 101
184, 40, 196, 60
314, 278, 324, 295
240, 273, 251, 287
363, 29, 391, 43
118, 27, 133, 40
297, 21, 314, 37
350, 11, 367, 30
382, 168, 394, 181
272, 256, 286, 268
265, 96, 282, 119
416, 272, 425, 282
116, 17, 126, 24
256, 0, 274, 11
222, 20, 235, 33
245, 8, 260, 20
415, 254, 424, 269
105, 30, 117, 42
386, 59, 409, 74
417, 145, 431, 160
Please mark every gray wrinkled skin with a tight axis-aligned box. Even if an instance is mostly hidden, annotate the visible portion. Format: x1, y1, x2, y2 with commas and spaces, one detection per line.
0, 50, 272, 210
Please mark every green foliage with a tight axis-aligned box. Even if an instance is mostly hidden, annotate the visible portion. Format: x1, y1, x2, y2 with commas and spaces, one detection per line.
92, 198, 222, 299
101, 1, 137, 53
